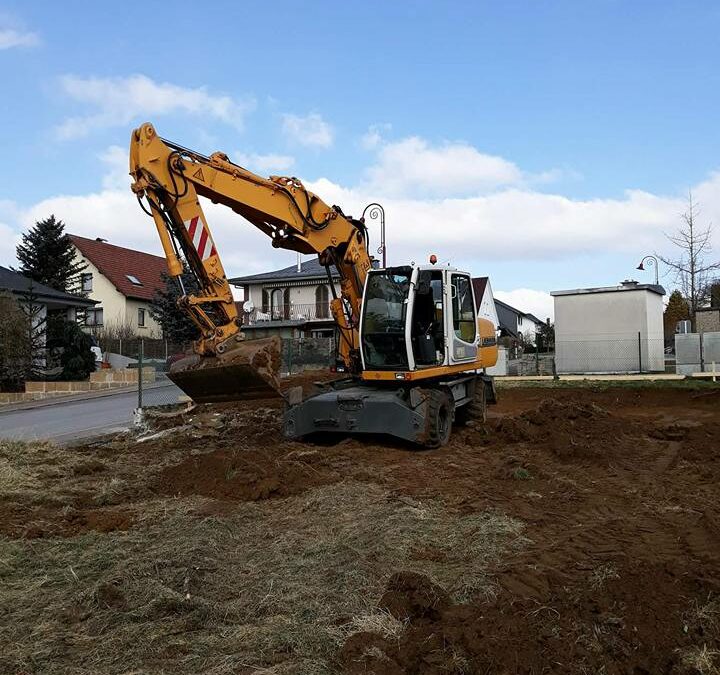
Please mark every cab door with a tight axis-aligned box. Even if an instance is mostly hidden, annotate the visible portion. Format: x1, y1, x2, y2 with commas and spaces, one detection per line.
447, 272, 478, 363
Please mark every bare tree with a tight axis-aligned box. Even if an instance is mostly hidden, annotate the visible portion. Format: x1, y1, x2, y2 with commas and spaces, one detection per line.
658, 192, 720, 330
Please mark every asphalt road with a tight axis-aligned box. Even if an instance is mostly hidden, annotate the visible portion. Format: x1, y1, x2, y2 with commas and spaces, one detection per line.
0, 382, 184, 444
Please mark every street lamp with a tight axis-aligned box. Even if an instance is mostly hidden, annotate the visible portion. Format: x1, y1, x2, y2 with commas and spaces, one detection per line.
361, 202, 386, 268
636, 255, 659, 285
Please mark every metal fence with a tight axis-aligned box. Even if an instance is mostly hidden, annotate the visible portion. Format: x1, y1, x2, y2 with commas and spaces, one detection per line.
244, 303, 332, 325
675, 331, 720, 375
133, 333, 683, 414
553, 335, 667, 374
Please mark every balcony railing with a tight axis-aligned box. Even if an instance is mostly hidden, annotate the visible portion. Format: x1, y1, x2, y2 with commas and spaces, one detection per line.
244, 302, 332, 325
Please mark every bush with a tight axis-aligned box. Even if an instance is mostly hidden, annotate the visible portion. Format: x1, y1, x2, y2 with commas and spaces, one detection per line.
0, 293, 31, 391
49, 320, 96, 380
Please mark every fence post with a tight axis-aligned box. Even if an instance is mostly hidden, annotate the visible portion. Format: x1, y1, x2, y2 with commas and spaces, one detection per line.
119, 337, 122, 357
138, 339, 144, 409
637, 331, 643, 373
286, 339, 293, 375
535, 345, 540, 375
700, 332, 705, 372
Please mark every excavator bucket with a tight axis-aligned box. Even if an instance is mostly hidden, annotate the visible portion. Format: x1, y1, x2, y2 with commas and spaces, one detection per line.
167, 336, 283, 403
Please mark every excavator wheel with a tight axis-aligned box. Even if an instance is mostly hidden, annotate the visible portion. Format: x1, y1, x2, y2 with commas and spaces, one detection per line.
455, 377, 487, 426
422, 389, 452, 448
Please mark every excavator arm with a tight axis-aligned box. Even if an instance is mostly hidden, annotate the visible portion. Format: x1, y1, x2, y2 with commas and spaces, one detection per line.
129, 123, 373, 400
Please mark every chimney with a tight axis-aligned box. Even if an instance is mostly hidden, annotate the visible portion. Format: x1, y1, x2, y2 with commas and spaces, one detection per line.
296, 252, 302, 273
620, 279, 638, 287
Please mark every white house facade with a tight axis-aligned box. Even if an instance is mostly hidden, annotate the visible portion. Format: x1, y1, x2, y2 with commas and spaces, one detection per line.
230, 258, 341, 338
70, 235, 165, 337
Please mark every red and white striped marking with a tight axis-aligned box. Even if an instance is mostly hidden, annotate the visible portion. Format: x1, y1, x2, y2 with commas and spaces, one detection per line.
184, 216, 217, 261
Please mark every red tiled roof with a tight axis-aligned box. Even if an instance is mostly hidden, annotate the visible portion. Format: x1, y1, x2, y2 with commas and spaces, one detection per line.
70, 234, 167, 301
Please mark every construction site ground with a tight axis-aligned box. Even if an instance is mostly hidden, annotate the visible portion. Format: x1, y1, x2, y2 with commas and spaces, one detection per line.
1, 375, 719, 674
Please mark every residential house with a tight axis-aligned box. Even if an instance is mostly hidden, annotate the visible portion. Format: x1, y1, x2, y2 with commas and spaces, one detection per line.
696, 306, 720, 333
230, 258, 340, 338
494, 298, 544, 341
69, 235, 166, 337
0, 266, 97, 369
0, 266, 96, 323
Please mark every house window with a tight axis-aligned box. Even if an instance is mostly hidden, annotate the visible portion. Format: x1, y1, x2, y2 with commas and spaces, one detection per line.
126, 274, 143, 286
86, 308, 104, 326
271, 289, 283, 319
315, 284, 329, 319
81, 273, 93, 292
138, 308, 146, 327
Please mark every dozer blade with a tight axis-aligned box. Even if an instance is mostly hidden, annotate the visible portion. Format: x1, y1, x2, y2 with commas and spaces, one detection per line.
167, 336, 282, 403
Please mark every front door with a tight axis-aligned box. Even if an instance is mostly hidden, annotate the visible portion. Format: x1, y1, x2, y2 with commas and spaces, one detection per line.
447, 272, 477, 363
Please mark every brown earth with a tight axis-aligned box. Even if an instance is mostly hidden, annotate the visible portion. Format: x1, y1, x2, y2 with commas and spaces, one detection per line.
1, 383, 719, 674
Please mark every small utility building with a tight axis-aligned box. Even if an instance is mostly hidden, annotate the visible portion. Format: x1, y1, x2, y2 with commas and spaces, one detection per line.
551, 281, 665, 374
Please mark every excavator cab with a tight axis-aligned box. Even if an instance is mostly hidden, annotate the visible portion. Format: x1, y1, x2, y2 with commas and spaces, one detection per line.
359, 264, 480, 375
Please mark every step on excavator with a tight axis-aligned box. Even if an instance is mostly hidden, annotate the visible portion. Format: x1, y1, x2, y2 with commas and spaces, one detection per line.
129, 123, 498, 447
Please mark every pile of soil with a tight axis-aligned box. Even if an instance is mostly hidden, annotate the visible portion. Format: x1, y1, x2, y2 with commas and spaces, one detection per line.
155, 444, 338, 502
0, 502, 133, 539
340, 561, 712, 675
488, 398, 642, 464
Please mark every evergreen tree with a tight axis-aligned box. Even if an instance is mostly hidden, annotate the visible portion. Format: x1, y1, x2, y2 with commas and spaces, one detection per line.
149, 268, 201, 343
47, 320, 96, 380
18, 281, 48, 380
15, 215, 86, 293
711, 281, 720, 307
663, 290, 690, 336
0, 292, 30, 391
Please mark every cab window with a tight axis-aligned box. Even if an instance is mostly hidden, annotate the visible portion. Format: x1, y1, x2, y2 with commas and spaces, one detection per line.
451, 274, 476, 342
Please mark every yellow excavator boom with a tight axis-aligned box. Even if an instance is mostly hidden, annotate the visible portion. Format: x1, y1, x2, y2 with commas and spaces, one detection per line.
129, 123, 373, 401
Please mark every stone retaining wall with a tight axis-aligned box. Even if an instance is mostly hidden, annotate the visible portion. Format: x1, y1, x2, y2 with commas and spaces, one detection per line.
0, 368, 156, 405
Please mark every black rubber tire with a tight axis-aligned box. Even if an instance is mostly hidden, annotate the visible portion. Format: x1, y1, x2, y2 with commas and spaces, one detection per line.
456, 378, 487, 426
423, 390, 452, 448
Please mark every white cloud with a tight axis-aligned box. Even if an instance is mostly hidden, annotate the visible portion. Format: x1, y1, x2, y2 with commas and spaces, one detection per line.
0, 28, 39, 49
364, 136, 523, 197
5, 132, 720, 306
55, 74, 255, 140
234, 152, 295, 174
360, 123, 392, 150
281, 113, 334, 148
495, 289, 555, 322
98, 146, 131, 191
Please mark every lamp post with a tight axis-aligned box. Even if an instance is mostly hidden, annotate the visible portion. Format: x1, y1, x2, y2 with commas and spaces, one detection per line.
361, 202, 386, 268
636, 255, 659, 285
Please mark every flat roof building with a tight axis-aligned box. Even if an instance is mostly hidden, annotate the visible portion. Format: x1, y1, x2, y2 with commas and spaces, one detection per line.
551, 280, 665, 374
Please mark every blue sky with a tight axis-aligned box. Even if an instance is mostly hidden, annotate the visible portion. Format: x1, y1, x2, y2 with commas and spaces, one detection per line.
1, 1, 719, 318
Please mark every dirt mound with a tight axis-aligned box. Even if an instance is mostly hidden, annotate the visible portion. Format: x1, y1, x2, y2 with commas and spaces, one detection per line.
488, 399, 641, 464
0, 503, 133, 538
378, 571, 450, 621
341, 559, 718, 675
156, 445, 339, 502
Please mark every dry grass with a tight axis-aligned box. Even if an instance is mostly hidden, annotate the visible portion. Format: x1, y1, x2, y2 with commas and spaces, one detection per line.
682, 644, 720, 675
0, 439, 527, 675
588, 563, 620, 590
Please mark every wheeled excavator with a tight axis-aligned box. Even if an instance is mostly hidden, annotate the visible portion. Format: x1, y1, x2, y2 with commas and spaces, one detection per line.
129, 123, 498, 447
